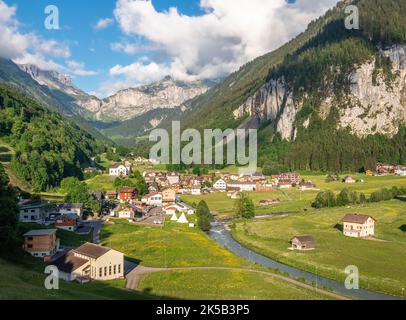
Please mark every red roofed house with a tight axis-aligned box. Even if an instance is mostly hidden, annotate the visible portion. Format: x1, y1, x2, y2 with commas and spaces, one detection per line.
119, 188, 138, 203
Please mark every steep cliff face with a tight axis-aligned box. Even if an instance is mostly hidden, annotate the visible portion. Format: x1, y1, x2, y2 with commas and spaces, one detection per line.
78, 77, 208, 121
233, 45, 406, 140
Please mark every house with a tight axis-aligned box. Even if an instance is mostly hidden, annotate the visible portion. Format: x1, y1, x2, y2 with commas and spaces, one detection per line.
142, 192, 163, 206
395, 166, 406, 176
55, 215, 78, 232
259, 199, 280, 206
365, 170, 374, 176
342, 214, 376, 238
278, 181, 292, 189
118, 206, 135, 220
53, 242, 124, 282
89, 191, 104, 203
273, 173, 301, 185
164, 206, 179, 216
213, 179, 227, 191
226, 181, 256, 192
298, 182, 318, 191
162, 188, 176, 203
19, 202, 46, 224
105, 190, 118, 200
191, 187, 202, 196
23, 229, 60, 258
167, 172, 180, 185
119, 188, 138, 203
109, 164, 131, 177
290, 236, 316, 251
376, 163, 395, 175
148, 182, 159, 193
343, 176, 356, 184
59, 204, 83, 218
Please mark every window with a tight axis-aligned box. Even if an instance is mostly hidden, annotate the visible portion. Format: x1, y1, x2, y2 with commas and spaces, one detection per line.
114, 265, 116, 274
109, 266, 112, 275
27, 244, 33, 249
118, 264, 121, 274
104, 267, 107, 276
99, 268, 102, 278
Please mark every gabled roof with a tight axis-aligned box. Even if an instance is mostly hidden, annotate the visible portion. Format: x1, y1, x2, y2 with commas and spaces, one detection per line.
24, 229, 57, 237
291, 235, 315, 244
342, 214, 376, 224
52, 251, 89, 273
73, 243, 111, 259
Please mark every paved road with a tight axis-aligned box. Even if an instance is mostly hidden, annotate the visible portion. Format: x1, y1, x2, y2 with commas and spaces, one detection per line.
125, 265, 350, 300
83, 220, 103, 244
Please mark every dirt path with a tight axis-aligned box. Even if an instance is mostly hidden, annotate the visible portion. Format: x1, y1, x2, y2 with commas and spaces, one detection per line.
125, 265, 351, 300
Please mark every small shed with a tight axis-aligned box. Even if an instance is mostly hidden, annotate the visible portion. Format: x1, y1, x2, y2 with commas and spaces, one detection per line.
290, 235, 316, 251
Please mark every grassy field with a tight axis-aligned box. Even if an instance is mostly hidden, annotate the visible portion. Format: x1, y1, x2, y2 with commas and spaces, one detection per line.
138, 269, 331, 300
231, 199, 406, 297
0, 257, 155, 300
181, 175, 406, 216
100, 219, 250, 268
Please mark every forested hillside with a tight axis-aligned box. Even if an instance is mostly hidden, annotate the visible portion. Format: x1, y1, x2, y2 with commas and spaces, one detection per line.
0, 84, 104, 191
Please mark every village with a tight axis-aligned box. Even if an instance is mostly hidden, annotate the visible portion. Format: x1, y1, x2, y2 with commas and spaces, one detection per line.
15, 154, 406, 291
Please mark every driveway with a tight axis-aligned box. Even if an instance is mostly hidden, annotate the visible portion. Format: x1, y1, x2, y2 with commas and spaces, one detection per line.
82, 220, 103, 244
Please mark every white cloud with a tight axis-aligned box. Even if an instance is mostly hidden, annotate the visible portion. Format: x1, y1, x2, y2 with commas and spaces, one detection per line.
67, 60, 98, 76
94, 18, 114, 30
111, 0, 339, 84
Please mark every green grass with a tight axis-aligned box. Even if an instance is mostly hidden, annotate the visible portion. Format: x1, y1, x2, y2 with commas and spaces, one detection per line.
100, 219, 249, 268
181, 175, 406, 217
231, 200, 406, 297
0, 257, 153, 300
138, 269, 331, 300
85, 174, 117, 191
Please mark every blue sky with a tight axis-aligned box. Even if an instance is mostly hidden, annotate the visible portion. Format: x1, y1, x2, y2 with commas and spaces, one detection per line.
0, 0, 337, 97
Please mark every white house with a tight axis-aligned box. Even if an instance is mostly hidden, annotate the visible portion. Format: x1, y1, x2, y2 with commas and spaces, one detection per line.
167, 172, 180, 185
19, 202, 45, 224
109, 164, 131, 177
53, 242, 124, 282
342, 214, 376, 238
141, 193, 163, 206
227, 181, 256, 192
191, 187, 202, 195
59, 204, 83, 218
213, 179, 227, 191
395, 166, 406, 176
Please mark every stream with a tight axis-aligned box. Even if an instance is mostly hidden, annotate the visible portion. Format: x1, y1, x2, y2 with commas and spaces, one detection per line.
209, 220, 401, 300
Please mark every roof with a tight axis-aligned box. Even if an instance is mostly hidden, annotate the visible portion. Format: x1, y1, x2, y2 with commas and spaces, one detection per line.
342, 214, 375, 224
24, 229, 57, 237
110, 163, 126, 169
291, 235, 315, 244
120, 187, 137, 193
52, 251, 89, 273
73, 243, 111, 259
59, 203, 83, 210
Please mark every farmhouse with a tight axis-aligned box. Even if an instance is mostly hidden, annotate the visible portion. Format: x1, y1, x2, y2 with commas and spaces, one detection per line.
298, 182, 318, 191
23, 229, 60, 258
53, 242, 124, 282
343, 176, 356, 184
118, 206, 136, 219
19, 201, 45, 224
109, 164, 131, 177
191, 186, 202, 195
342, 214, 376, 238
290, 235, 316, 251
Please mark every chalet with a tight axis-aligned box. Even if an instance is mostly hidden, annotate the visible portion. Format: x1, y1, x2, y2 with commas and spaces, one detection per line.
53, 242, 124, 282
19, 202, 45, 224
55, 215, 78, 232
23, 229, 60, 258
59, 204, 83, 218
343, 176, 356, 184
119, 187, 138, 203
162, 188, 176, 203
118, 206, 136, 220
109, 164, 131, 177
213, 179, 227, 191
105, 190, 118, 200
298, 182, 318, 191
291, 236, 316, 251
142, 192, 163, 206
342, 214, 376, 238
167, 172, 180, 185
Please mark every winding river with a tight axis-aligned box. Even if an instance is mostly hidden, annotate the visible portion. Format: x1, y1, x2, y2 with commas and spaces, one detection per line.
209, 220, 401, 300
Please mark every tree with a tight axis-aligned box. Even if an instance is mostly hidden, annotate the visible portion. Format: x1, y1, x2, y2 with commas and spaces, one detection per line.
196, 201, 212, 232
0, 164, 19, 252
235, 192, 255, 219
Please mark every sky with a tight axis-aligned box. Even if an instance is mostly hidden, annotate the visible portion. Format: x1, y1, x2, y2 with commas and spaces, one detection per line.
0, 0, 339, 97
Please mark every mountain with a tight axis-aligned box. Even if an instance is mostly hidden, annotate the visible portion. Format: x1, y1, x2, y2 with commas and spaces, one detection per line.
0, 83, 102, 192
162, 0, 406, 172
77, 76, 209, 122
